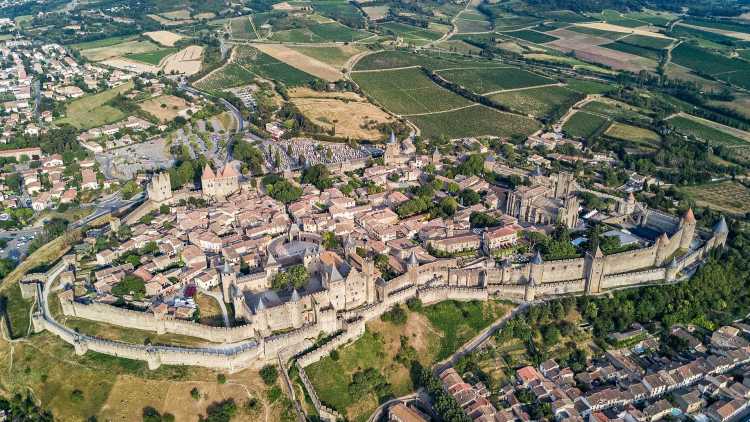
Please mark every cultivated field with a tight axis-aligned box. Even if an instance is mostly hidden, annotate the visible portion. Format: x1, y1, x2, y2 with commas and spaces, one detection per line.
362, 5, 389, 20
143, 30, 184, 47
139, 95, 191, 122
235, 48, 318, 87
381, 22, 444, 42
352, 67, 472, 115
58, 81, 134, 129
435, 67, 555, 94
574, 22, 672, 38
562, 111, 610, 139
80, 39, 161, 62
605, 122, 661, 145
252, 44, 343, 82
545, 28, 658, 72
289, 45, 364, 68
290, 91, 395, 140
488, 85, 582, 118
126, 48, 178, 65
270, 21, 372, 43
681, 181, 750, 215
194, 63, 255, 92
162, 45, 204, 76
667, 114, 750, 146
505, 29, 558, 44
147, 14, 193, 26
581, 99, 652, 124
410, 105, 541, 139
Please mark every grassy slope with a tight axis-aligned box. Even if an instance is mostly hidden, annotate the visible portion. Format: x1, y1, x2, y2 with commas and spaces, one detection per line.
58, 81, 135, 129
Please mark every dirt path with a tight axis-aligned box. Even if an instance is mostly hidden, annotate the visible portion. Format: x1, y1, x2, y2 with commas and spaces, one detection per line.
401, 103, 480, 117
481, 82, 564, 96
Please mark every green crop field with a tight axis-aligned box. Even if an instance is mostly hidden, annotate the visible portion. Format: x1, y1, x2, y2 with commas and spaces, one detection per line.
194, 63, 255, 92
488, 86, 583, 118
603, 41, 663, 61
435, 67, 555, 94
563, 111, 610, 139
235, 49, 318, 87
353, 50, 492, 71
569, 26, 624, 39
566, 79, 617, 94
494, 15, 541, 31
667, 115, 749, 147
683, 17, 750, 35
596, 10, 647, 28
669, 25, 743, 49
271, 22, 371, 43
70, 35, 138, 50
409, 105, 541, 139
353, 67, 472, 115
505, 29, 558, 43
623, 12, 674, 27
541, 10, 590, 23
58, 81, 134, 129
672, 43, 750, 88
619, 34, 674, 49
582, 100, 652, 124
381, 22, 443, 41
125, 47, 177, 65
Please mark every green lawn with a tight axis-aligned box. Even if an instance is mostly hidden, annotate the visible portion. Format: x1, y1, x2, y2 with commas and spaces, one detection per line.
1, 282, 32, 339
410, 105, 541, 139
125, 47, 177, 65
563, 111, 610, 139
435, 67, 555, 94
58, 81, 134, 129
353, 67, 472, 115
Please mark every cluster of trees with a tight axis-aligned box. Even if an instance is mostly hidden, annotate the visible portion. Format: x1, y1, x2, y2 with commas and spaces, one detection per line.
0, 393, 54, 421
271, 264, 308, 290
261, 174, 302, 204
301, 164, 333, 190
232, 141, 264, 175
348, 368, 391, 401
524, 226, 580, 260
111, 275, 146, 298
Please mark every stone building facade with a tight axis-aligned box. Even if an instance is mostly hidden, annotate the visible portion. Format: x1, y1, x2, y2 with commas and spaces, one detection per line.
146, 172, 172, 203
201, 164, 240, 198
503, 171, 580, 228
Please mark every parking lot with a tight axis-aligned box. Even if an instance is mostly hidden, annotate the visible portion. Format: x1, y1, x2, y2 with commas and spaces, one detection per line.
0, 228, 43, 261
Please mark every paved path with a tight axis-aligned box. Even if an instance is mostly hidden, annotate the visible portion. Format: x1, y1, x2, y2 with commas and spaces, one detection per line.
434, 302, 528, 375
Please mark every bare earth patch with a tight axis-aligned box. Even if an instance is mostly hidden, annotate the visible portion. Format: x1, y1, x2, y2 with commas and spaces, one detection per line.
139, 94, 192, 122
162, 45, 204, 76
101, 57, 160, 73
253, 44, 343, 82
291, 96, 394, 139
144, 30, 184, 47
546, 28, 657, 72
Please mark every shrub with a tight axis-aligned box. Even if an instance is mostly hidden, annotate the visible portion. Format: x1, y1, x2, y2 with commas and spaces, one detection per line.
217, 374, 226, 384
259, 364, 278, 386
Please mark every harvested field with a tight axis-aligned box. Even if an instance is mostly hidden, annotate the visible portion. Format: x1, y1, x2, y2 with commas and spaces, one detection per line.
162, 45, 204, 76
289, 45, 364, 68
139, 95, 191, 122
545, 28, 658, 72
101, 57, 160, 73
253, 43, 342, 81
362, 5, 389, 20
291, 96, 394, 139
80, 40, 160, 62
143, 30, 184, 47
605, 122, 661, 144
681, 181, 750, 215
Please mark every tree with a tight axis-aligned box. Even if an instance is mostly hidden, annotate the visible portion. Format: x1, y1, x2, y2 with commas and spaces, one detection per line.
143, 406, 175, 422
217, 374, 226, 384
301, 164, 333, 190
190, 387, 201, 400
439, 197, 458, 217
459, 189, 481, 206
322, 231, 338, 250
259, 365, 278, 386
